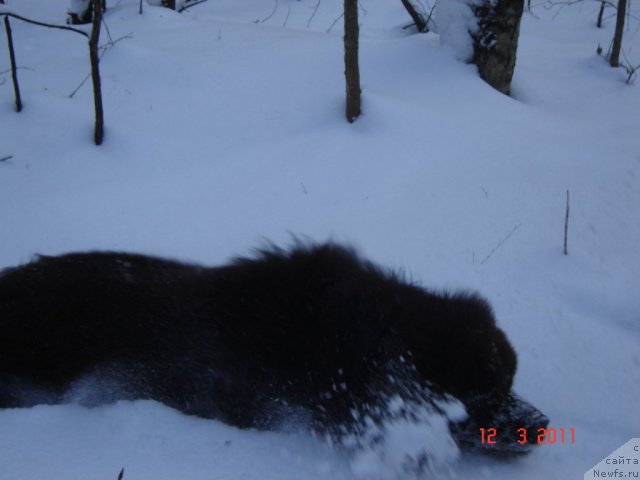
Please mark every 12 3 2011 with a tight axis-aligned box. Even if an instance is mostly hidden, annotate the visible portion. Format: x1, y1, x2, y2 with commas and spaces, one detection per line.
480, 427, 575, 445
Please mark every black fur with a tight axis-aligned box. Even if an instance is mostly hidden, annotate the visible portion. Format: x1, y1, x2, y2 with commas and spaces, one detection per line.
0, 242, 547, 456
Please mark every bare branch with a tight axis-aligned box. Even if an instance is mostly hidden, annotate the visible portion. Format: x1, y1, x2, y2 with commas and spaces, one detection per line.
69, 34, 131, 98
327, 13, 343, 33
307, 0, 321, 28
258, 0, 279, 23
620, 47, 639, 83
179, 0, 209, 12
563, 190, 570, 255
0, 12, 88, 37
480, 224, 522, 264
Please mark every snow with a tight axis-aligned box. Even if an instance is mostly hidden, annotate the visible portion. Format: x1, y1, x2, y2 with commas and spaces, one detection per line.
1, 0, 639, 479
434, 0, 478, 61
68, 0, 89, 18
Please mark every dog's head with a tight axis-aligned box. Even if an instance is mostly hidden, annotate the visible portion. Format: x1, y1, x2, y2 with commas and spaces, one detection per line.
397, 289, 548, 456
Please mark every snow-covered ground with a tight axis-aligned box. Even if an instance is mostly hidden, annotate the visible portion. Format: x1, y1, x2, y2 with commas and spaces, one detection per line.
0, 0, 638, 478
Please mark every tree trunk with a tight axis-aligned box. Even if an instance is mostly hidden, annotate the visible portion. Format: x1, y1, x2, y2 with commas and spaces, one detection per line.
400, 0, 427, 32
69, 0, 106, 25
609, 0, 627, 67
344, 0, 361, 123
4, 16, 23, 112
596, 1, 606, 28
471, 0, 524, 95
89, 0, 104, 145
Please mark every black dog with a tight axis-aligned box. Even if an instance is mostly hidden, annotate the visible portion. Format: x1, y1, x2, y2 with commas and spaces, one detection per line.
0, 242, 547, 457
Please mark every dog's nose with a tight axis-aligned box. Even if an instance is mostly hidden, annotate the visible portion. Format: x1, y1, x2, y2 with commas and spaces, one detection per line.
450, 392, 549, 457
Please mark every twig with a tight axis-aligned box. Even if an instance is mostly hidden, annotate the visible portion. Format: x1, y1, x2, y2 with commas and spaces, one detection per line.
358, 0, 368, 15
542, 0, 639, 23
0, 155, 13, 162
326, 13, 343, 33
69, 34, 131, 98
259, 0, 279, 23
179, 0, 209, 12
307, 0, 321, 28
102, 17, 114, 46
105, 33, 133, 47
116, 468, 124, 480
283, 6, 290, 27
480, 224, 522, 264
625, 63, 639, 83
424, 2, 437, 30
0, 66, 35, 75
563, 190, 570, 255
620, 47, 639, 83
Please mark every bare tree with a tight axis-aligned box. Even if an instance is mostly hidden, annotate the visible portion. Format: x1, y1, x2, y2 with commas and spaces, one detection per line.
0, 11, 106, 144
344, 0, 361, 122
89, 0, 104, 145
609, 0, 627, 67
